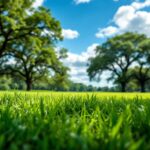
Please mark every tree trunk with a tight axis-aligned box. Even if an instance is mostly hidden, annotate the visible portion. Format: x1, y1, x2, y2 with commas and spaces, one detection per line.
140, 81, 146, 93
26, 80, 32, 91
121, 82, 126, 92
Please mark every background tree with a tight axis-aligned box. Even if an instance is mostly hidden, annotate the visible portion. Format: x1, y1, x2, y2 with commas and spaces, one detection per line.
87, 32, 146, 92
130, 66, 150, 92
126, 79, 139, 92
0, 75, 12, 90
51, 68, 70, 91
130, 38, 150, 92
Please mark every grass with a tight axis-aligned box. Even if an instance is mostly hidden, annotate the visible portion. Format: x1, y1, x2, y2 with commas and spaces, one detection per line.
1, 92, 150, 150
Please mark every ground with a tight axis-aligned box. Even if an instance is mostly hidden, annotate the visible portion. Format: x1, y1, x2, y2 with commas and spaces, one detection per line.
0, 91, 150, 150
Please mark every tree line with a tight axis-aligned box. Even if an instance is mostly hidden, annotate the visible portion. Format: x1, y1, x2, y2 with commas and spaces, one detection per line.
0, 75, 99, 91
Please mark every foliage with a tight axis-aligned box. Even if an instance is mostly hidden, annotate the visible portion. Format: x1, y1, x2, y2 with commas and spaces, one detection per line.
0, 75, 98, 91
0, 76, 12, 90
2, 37, 66, 91
129, 67, 150, 92
87, 32, 147, 92
0, 0, 62, 57
0, 0, 69, 91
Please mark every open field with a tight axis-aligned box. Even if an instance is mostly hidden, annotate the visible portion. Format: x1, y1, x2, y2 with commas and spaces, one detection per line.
1, 92, 150, 150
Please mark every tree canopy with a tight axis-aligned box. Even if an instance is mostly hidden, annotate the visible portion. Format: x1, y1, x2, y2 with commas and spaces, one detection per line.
3, 37, 67, 90
0, 0, 70, 91
87, 32, 148, 92
0, 0, 62, 56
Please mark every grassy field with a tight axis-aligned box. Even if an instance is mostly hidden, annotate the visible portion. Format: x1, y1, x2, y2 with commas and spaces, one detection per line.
1, 92, 150, 150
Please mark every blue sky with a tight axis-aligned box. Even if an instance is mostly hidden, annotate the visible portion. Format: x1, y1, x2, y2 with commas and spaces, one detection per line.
34, 0, 150, 87
45, 0, 131, 54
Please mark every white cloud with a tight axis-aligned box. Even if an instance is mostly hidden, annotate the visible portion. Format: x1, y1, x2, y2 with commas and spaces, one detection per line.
33, 0, 44, 8
96, 26, 118, 38
113, 0, 119, 2
62, 29, 79, 39
131, 0, 150, 10
62, 43, 109, 86
74, 0, 92, 4
114, 6, 135, 29
96, 0, 150, 38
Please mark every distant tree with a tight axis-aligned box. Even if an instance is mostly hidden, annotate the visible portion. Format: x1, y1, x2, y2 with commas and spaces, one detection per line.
11, 76, 26, 90
66, 81, 97, 92
51, 67, 70, 91
129, 38, 150, 92
33, 77, 51, 90
87, 32, 146, 92
0, 75, 12, 90
126, 79, 138, 92
87, 85, 96, 91
97, 86, 111, 92
130, 66, 150, 92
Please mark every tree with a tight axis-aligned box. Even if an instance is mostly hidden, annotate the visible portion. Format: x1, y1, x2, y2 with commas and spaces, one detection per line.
130, 66, 150, 92
3, 37, 66, 91
0, 0, 62, 58
58, 48, 68, 59
0, 75, 12, 90
87, 32, 146, 92
51, 68, 70, 91
129, 38, 150, 92
0, 75, 26, 90
0, 0, 67, 91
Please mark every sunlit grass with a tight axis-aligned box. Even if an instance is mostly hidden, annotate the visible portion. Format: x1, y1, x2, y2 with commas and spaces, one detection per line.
0, 91, 150, 149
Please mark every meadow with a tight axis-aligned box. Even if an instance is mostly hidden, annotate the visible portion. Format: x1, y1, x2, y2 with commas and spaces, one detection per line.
0, 91, 150, 150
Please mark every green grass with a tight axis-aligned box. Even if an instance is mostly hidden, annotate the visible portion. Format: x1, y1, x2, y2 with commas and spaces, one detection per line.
1, 92, 150, 150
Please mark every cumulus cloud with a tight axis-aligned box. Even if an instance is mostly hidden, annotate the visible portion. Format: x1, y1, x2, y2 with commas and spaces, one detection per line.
74, 0, 92, 4
62, 29, 79, 39
62, 43, 101, 85
33, 0, 44, 8
131, 0, 150, 10
96, 0, 150, 38
113, 0, 119, 2
96, 26, 118, 38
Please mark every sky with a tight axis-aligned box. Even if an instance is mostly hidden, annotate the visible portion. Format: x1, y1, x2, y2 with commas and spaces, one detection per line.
34, 0, 150, 87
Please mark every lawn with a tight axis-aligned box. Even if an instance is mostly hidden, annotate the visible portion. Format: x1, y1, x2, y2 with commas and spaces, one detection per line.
0, 92, 150, 150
